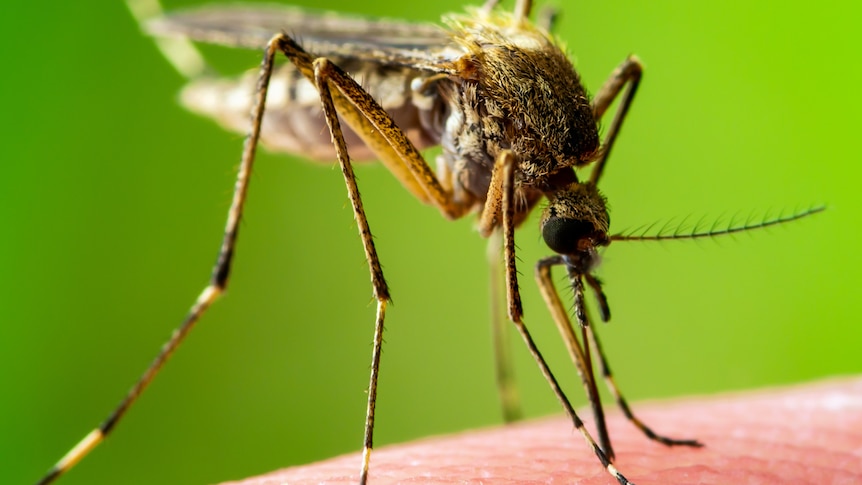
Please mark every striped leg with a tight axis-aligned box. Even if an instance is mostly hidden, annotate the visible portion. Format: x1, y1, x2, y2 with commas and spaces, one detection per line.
535, 256, 614, 460
581, 294, 703, 448
484, 150, 632, 485
35, 28, 279, 485
589, 55, 643, 185
310, 54, 391, 485
535, 257, 703, 450
273, 32, 476, 481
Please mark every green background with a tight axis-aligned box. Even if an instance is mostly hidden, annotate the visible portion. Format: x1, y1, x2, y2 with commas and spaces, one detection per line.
2, 1, 857, 484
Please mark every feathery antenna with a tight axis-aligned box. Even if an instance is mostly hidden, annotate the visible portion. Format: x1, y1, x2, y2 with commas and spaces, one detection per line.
610, 205, 825, 242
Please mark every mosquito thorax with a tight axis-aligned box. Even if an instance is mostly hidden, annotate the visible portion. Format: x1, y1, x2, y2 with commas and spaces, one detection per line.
540, 182, 609, 258
446, 11, 600, 183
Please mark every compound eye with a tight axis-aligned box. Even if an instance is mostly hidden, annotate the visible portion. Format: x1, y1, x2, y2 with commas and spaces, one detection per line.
541, 217, 596, 255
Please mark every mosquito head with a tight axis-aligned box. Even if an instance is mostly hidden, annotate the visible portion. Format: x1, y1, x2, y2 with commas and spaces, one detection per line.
540, 182, 609, 266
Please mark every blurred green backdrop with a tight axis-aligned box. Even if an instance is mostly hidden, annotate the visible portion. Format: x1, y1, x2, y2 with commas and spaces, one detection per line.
2, 1, 857, 484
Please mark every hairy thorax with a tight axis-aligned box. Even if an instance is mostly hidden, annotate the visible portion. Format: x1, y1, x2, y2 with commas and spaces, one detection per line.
433, 11, 600, 214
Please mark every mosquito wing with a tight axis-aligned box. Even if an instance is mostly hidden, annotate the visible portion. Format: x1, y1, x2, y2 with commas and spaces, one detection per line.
146, 4, 458, 70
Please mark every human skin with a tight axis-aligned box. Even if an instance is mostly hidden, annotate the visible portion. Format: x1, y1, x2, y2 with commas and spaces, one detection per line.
222, 377, 862, 485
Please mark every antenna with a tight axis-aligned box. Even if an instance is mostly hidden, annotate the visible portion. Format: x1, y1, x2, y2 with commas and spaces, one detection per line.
610, 205, 825, 242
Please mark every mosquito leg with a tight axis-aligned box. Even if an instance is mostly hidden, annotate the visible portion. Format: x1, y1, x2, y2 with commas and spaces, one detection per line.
587, 322, 702, 447
481, 0, 537, 26
581, 275, 703, 448
513, 0, 534, 22
35, 33, 281, 485
487, 231, 523, 422
476, 152, 528, 422
476, 151, 508, 237
589, 56, 643, 185
311, 56, 393, 485
534, 257, 614, 460
271, 36, 472, 221
493, 152, 631, 485
569, 271, 613, 460
257, 33, 467, 481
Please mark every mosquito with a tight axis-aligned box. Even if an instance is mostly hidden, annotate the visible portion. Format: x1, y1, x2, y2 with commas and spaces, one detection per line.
36, 0, 823, 483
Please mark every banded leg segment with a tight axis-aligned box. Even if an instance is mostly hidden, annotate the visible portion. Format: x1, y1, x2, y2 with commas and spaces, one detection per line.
590, 56, 643, 185
477, 153, 527, 422
311, 54, 392, 484
35, 32, 281, 485
568, 270, 614, 458
585, 313, 703, 448
535, 256, 613, 460
536, 257, 702, 449
489, 151, 631, 485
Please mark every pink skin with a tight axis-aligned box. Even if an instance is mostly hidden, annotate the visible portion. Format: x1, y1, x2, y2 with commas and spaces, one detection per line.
222, 377, 862, 485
